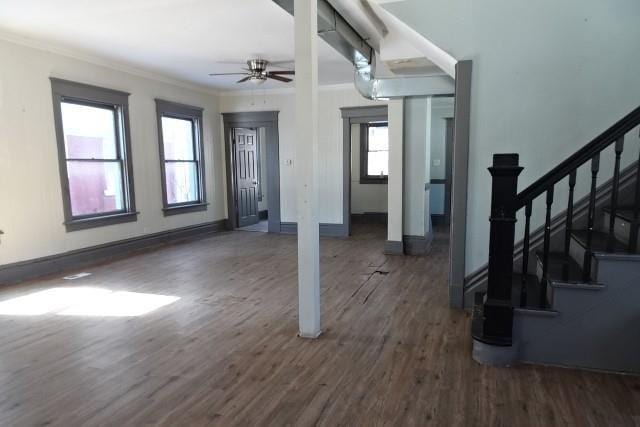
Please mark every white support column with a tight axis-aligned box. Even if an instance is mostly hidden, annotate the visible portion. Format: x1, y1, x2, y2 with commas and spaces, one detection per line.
294, 0, 321, 338
385, 99, 405, 253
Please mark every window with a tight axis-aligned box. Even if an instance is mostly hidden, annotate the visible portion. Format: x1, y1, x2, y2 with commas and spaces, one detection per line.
51, 78, 137, 232
155, 100, 206, 215
360, 122, 389, 184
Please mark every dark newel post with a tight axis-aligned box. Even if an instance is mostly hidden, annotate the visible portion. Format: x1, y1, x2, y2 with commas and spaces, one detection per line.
481, 154, 523, 345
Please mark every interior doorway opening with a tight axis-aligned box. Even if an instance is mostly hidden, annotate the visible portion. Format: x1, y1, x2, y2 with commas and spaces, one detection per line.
222, 111, 280, 233
341, 105, 389, 240
350, 120, 389, 239
233, 127, 269, 232
428, 96, 454, 229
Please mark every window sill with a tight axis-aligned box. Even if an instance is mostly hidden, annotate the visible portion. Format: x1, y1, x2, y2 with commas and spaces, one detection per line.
65, 211, 139, 232
162, 202, 208, 216
359, 177, 388, 185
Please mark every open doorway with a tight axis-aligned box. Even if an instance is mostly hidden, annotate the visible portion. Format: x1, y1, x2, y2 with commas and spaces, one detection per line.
429, 97, 454, 228
341, 106, 389, 240
350, 120, 389, 238
222, 112, 280, 233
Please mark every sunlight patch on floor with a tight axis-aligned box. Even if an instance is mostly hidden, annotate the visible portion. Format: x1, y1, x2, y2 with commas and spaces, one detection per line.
0, 287, 180, 317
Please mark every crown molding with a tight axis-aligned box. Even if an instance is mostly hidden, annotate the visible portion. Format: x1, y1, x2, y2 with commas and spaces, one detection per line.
0, 30, 220, 97
219, 82, 357, 97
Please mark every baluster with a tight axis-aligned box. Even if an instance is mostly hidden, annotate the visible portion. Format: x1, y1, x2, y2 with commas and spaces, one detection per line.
540, 187, 554, 308
608, 137, 625, 250
630, 130, 640, 253
563, 171, 577, 280
520, 201, 532, 307
583, 153, 600, 281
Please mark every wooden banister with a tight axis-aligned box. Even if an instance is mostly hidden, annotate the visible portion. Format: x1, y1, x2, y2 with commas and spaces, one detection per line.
516, 106, 640, 208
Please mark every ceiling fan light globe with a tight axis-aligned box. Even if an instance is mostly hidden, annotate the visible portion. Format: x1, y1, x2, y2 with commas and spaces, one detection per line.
250, 77, 266, 85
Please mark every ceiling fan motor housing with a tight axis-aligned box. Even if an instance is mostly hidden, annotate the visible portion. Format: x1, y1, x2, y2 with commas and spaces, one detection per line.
248, 59, 269, 80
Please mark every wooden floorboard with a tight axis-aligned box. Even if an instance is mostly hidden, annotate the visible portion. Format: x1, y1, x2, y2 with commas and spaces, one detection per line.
0, 221, 638, 426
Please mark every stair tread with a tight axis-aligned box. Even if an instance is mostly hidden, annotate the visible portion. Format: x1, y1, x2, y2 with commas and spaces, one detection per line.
535, 251, 586, 283
570, 229, 629, 254
602, 206, 640, 223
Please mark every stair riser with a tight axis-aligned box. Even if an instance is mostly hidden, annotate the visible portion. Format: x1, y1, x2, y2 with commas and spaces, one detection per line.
568, 236, 598, 281
602, 212, 638, 248
534, 260, 555, 306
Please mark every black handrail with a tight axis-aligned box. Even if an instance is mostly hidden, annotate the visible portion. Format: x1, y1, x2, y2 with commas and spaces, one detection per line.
516, 106, 640, 208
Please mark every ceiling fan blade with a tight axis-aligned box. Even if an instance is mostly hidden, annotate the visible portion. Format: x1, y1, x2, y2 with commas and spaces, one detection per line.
269, 60, 294, 67
267, 73, 293, 83
236, 76, 252, 83
208, 72, 249, 76
268, 70, 295, 75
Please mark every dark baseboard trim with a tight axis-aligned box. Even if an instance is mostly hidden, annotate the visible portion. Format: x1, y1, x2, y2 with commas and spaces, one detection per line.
384, 240, 404, 255
259, 210, 269, 220
404, 233, 433, 256
0, 219, 228, 286
351, 212, 388, 222
280, 222, 347, 237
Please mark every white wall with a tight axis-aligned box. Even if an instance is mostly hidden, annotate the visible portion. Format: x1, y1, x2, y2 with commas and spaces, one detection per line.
350, 124, 388, 214
0, 39, 226, 265
387, 99, 404, 243
219, 86, 384, 224
384, 0, 640, 274
403, 96, 429, 237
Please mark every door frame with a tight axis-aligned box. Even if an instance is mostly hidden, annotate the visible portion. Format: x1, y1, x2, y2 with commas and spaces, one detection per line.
340, 105, 389, 236
444, 117, 454, 224
222, 111, 280, 233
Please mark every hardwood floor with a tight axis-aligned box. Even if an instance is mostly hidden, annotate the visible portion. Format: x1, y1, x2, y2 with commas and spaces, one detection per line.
0, 221, 639, 426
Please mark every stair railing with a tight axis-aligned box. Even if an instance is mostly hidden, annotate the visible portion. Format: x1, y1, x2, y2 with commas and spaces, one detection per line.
476, 106, 640, 346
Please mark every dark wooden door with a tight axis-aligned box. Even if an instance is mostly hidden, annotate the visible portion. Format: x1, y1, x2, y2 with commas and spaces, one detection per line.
233, 127, 260, 227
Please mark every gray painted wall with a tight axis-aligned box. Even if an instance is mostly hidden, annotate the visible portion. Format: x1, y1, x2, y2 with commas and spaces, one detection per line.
430, 184, 445, 215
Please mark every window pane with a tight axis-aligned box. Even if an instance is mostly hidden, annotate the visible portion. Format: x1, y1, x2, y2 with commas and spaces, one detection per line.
368, 125, 389, 151
367, 151, 389, 177
67, 161, 124, 216
162, 117, 195, 160
165, 162, 199, 204
61, 102, 117, 159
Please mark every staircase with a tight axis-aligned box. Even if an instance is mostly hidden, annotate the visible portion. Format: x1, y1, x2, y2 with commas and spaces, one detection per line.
472, 106, 640, 374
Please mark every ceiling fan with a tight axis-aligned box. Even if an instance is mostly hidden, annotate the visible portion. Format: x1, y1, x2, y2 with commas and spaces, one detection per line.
208, 59, 295, 85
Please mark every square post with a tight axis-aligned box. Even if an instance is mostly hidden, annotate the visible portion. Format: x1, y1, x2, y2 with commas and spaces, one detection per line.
472, 154, 522, 364
294, 0, 321, 338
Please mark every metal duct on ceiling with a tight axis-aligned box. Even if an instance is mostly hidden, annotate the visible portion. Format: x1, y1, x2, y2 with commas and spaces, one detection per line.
272, 0, 454, 99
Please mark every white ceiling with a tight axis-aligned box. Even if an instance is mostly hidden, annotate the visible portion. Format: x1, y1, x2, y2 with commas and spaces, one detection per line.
0, 0, 356, 91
